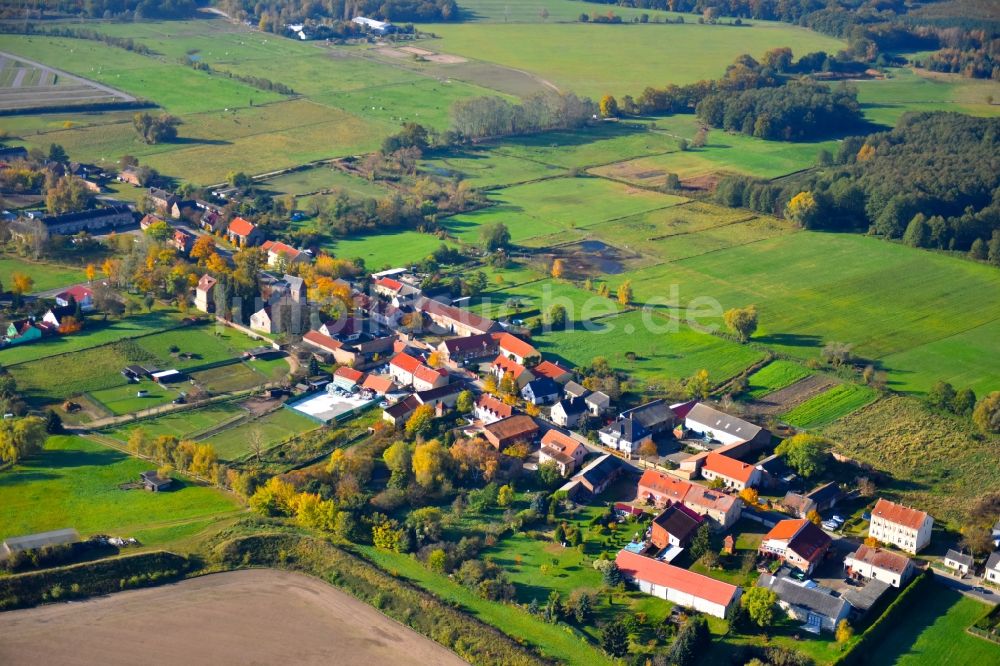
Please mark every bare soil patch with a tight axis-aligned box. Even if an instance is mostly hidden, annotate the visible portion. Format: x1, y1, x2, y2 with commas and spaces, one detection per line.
0, 569, 468, 666
750, 375, 838, 416
240, 395, 283, 416
680, 173, 722, 191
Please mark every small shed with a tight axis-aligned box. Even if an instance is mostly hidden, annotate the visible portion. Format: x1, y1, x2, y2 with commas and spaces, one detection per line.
1, 528, 80, 558
140, 470, 172, 492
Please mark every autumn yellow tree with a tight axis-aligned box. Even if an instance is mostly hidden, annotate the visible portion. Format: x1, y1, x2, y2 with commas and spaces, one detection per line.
856, 144, 875, 161
616, 280, 633, 307
723, 305, 758, 343
551, 258, 565, 279
739, 487, 759, 507
599, 94, 619, 118
205, 252, 229, 275
405, 404, 436, 439
412, 439, 449, 488
806, 509, 822, 525
190, 235, 216, 263
85, 263, 96, 283
637, 439, 658, 463
785, 191, 817, 228
427, 351, 443, 368
686, 369, 711, 400
248, 476, 297, 516
11, 272, 33, 296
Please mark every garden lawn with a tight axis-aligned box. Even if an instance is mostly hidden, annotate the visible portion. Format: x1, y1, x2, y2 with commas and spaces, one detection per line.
136, 326, 264, 368
263, 165, 396, 199
203, 408, 319, 461
356, 545, 615, 666
422, 22, 844, 99
781, 383, 878, 429
0, 311, 179, 366
745, 360, 812, 399
325, 229, 457, 269
0, 435, 240, 543
103, 402, 247, 444
0, 256, 86, 293
862, 583, 999, 665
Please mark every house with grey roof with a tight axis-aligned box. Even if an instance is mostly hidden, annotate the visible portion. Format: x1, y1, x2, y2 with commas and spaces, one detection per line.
1, 528, 80, 558
599, 417, 651, 456
758, 571, 852, 634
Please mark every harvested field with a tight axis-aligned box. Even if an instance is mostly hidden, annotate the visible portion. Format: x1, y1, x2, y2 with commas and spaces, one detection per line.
0, 50, 134, 111
751, 375, 837, 416
0, 569, 468, 666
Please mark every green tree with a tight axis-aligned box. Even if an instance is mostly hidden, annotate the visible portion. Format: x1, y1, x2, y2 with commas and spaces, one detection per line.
481, 222, 511, 252
599, 617, 629, 657
723, 305, 758, 342
686, 369, 711, 400
0, 416, 46, 465
427, 548, 448, 573
546, 304, 567, 329
497, 483, 515, 507
741, 586, 777, 627
775, 433, 830, 478
689, 523, 711, 561
969, 238, 988, 261
538, 461, 561, 486
902, 213, 930, 247
44, 409, 63, 434
455, 389, 474, 414
952, 388, 976, 416
45, 175, 93, 214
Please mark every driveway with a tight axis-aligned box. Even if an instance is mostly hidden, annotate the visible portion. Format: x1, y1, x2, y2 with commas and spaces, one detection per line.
932, 568, 997, 604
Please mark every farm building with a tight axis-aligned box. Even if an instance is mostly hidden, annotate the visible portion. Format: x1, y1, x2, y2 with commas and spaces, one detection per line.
843, 544, 914, 588
760, 519, 832, 574
1, 528, 80, 558
140, 470, 173, 492
757, 572, 851, 633
559, 453, 625, 500
483, 415, 539, 451
352, 16, 395, 34
650, 503, 704, 549
36, 205, 134, 235
418, 298, 498, 337
616, 549, 741, 619
195, 274, 217, 313
683, 402, 771, 448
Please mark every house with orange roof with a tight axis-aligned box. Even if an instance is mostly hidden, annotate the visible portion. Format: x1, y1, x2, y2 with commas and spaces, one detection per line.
226, 216, 263, 247
493, 332, 539, 364
538, 429, 587, 476
532, 360, 573, 384
389, 352, 448, 391
868, 498, 933, 554
615, 549, 741, 618
261, 240, 309, 267
701, 452, 762, 491
637, 470, 693, 508
483, 415, 539, 451
474, 393, 513, 424
333, 366, 365, 390
490, 354, 534, 389
844, 544, 914, 587
195, 274, 217, 313
760, 518, 832, 574
361, 373, 396, 396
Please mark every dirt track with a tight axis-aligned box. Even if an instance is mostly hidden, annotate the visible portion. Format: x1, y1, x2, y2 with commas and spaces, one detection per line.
750, 375, 837, 416
0, 569, 468, 665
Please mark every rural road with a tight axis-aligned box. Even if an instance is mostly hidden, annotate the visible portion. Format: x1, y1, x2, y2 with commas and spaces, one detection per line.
931, 568, 998, 604
0, 569, 469, 666
0, 51, 135, 101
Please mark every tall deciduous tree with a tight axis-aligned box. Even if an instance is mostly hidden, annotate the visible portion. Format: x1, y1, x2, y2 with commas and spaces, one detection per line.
723, 305, 758, 342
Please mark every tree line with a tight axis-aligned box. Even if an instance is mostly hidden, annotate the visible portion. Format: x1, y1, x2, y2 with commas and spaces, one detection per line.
0, 0, 196, 20
218, 0, 457, 27
714, 112, 1000, 263
450, 92, 596, 141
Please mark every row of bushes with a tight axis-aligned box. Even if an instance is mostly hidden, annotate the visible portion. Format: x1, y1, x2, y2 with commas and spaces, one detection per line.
0, 551, 192, 611
833, 570, 932, 665
212, 532, 550, 666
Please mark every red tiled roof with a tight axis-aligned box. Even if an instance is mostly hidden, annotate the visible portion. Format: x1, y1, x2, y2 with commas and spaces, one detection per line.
765, 518, 807, 541
391, 352, 424, 374
375, 276, 403, 291
540, 429, 584, 457
334, 366, 365, 382
615, 549, 738, 608
872, 498, 930, 531
361, 374, 395, 394
264, 240, 300, 259
197, 274, 218, 291
683, 484, 737, 513
477, 393, 513, 419
57, 285, 93, 302
228, 216, 256, 237
302, 330, 343, 353
483, 415, 539, 442
638, 470, 692, 502
413, 364, 446, 385
533, 360, 570, 380
491, 354, 528, 379
704, 452, 757, 484
848, 545, 911, 574
494, 332, 537, 359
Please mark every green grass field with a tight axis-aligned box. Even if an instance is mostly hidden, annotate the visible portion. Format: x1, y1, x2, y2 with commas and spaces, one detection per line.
0, 256, 87, 293
855, 67, 1000, 127
103, 402, 247, 443
203, 408, 319, 461
262, 165, 396, 199
325, 229, 457, 269
863, 583, 999, 665
745, 360, 812, 399
0, 435, 240, 543
781, 383, 878, 429
422, 22, 844, 99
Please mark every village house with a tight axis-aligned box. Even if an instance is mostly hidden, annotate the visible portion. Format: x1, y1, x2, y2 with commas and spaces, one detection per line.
418, 298, 498, 337
413, 383, 466, 417
843, 544, 914, 588
550, 396, 588, 428
436, 332, 498, 367
117, 167, 143, 186
170, 228, 195, 255
700, 452, 762, 491
383, 394, 421, 427
637, 470, 693, 508
943, 549, 974, 576
360, 373, 395, 396
760, 518, 832, 574
616, 549, 741, 619
521, 377, 561, 405
490, 354, 534, 389
262, 273, 307, 304
37, 204, 134, 235
599, 417, 652, 457
868, 498, 933, 554
227, 216, 263, 247
563, 380, 588, 399
333, 366, 365, 391
559, 453, 625, 500
683, 402, 772, 449
620, 399, 675, 435
757, 572, 852, 634
261, 240, 309, 267
585, 390, 612, 416
55, 285, 94, 311
483, 415, 539, 451
532, 360, 573, 384
538, 429, 587, 477
250, 305, 275, 333
494, 332, 539, 365
985, 552, 1000, 585
373, 276, 420, 303
367, 300, 404, 330
147, 187, 179, 215
651, 504, 704, 549
3, 320, 43, 346
389, 352, 448, 391
140, 212, 164, 231
474, 393, 513, 425
195, 274, 217, 313
42, 305, 78, 329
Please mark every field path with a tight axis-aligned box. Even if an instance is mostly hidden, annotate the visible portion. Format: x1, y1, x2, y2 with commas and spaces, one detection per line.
10, 66, 26, 88
0, 51, 135, 101
0, 569, 469, 666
